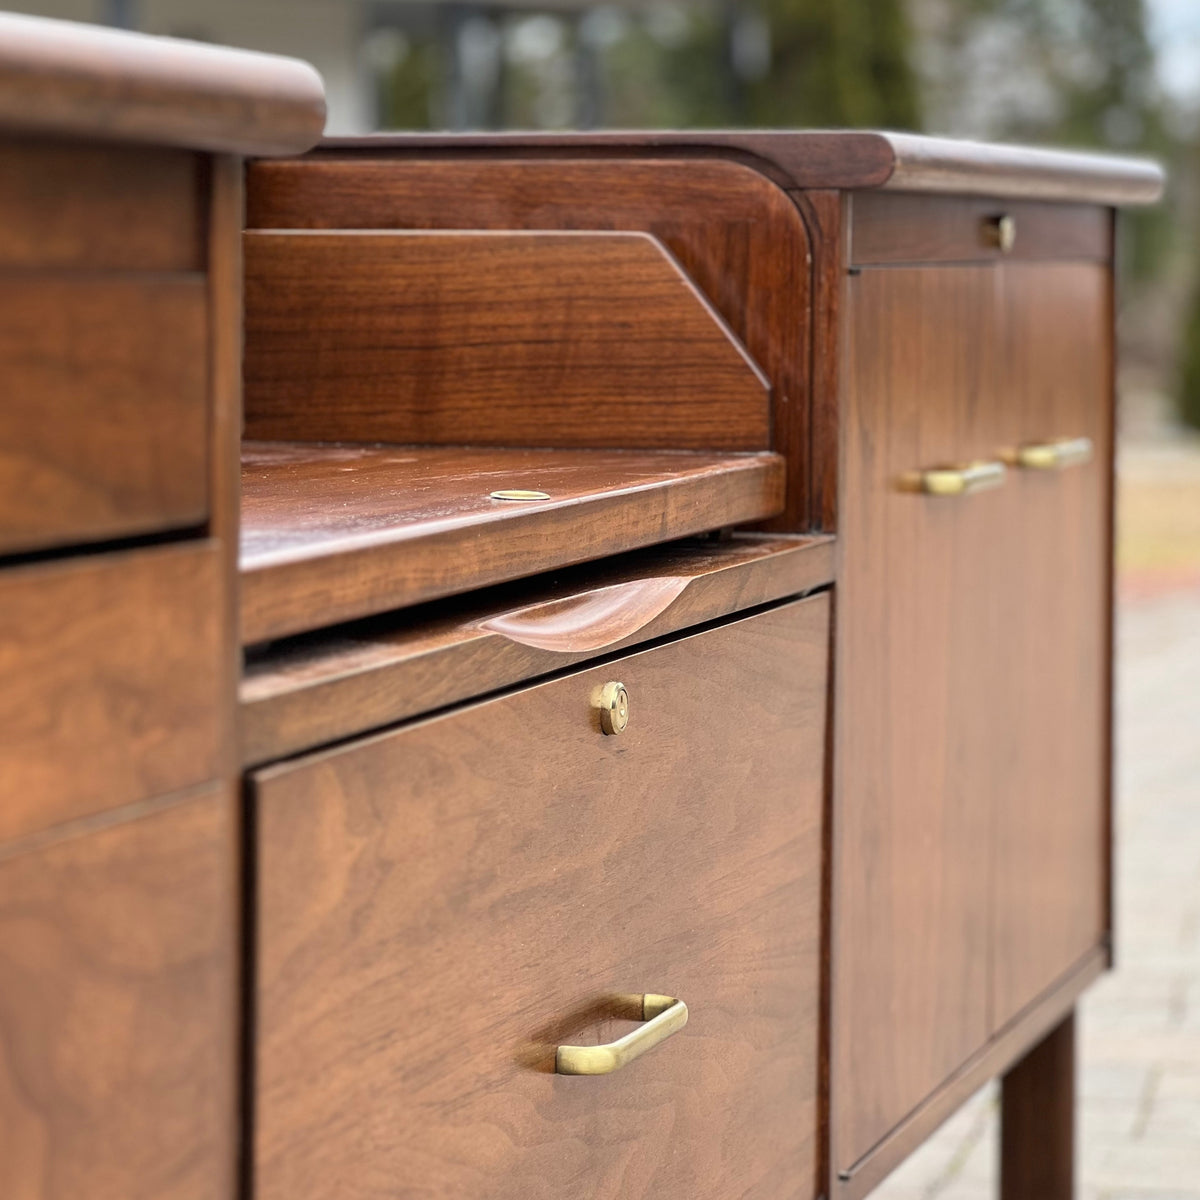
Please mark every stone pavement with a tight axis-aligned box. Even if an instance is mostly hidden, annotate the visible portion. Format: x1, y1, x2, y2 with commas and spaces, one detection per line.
872, 436, 1200, 1199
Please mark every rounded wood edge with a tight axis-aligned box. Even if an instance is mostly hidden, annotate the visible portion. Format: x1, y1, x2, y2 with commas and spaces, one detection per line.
312, 130, 1163, 206
0, 13, 326, 157
880, 132, 1164, 206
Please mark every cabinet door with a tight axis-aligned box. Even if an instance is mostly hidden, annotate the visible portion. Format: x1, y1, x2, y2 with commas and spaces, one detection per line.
990, 261, 1111, 1026
833, 266, 1005, 1170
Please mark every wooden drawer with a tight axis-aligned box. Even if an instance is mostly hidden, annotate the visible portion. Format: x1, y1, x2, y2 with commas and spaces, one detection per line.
0, 273, 208, 554
253, 593, 829, 1200
0, 787, 234, 1200
850, 192, 1111, 266
0, 541, 223, 844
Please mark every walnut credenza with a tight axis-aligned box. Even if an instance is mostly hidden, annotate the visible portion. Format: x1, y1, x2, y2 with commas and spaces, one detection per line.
0, 16, 1164, 1200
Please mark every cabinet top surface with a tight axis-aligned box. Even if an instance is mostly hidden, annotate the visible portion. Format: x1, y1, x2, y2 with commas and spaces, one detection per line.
0, 12, 326, 156
317, 130, 1163, 206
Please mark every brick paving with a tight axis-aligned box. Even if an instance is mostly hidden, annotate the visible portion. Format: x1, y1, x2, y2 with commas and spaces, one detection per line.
872, 435, 1200, 1199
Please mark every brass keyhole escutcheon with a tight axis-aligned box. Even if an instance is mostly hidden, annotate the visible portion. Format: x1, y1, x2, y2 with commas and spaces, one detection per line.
984, 213, 1017, 253
597, 681, 629, 735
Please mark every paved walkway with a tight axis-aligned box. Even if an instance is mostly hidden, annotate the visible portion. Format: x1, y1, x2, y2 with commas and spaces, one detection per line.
873, 436, 1200, 1199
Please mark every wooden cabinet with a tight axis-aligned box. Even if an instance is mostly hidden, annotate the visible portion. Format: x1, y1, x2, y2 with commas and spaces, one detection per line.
833, 248, 1114, 1178
252, 596, 828, 1200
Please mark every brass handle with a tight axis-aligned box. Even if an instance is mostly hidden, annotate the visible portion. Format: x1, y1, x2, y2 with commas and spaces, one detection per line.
556, 994, 688, 1075
595, 680, 629, 735
1011, 436, 1094, 471
916, 460, 1007, 497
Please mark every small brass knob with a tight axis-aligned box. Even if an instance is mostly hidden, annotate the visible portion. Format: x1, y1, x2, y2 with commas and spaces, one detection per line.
597, 681, 629, 735
984, 214, 1016, 254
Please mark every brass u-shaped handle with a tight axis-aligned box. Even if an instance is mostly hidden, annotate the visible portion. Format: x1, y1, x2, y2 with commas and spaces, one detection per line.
914, 460, 1007, 497
555, 994, 688, 1075
1011, 436, 1094, 471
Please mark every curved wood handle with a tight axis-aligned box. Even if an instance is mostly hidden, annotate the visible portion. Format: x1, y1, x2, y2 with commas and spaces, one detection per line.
479, 576, 689, 652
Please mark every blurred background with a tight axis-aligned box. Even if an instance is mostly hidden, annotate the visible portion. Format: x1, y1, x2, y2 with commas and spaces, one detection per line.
9, 1, 1199, 1195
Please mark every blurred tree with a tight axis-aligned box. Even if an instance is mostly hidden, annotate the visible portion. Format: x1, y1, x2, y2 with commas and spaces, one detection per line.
744, 0, 920, 128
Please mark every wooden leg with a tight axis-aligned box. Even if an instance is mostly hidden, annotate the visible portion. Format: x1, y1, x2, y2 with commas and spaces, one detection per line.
1001, 1009, 1076, 1200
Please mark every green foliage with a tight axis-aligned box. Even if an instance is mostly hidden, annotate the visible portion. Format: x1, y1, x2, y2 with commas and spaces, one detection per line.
745, 0, 920, 128
1180, 282, 1200, 430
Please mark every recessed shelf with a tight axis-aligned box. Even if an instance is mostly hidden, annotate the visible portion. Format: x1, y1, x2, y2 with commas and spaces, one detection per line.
240, 441, 786, 644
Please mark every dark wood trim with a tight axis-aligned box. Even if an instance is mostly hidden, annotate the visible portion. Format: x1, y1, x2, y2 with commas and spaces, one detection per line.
316, 131, 1164, 206
1000, 1011, 1076, 1200
832, 947, 1105, 1199
790, 189, 846, 530
0, 13, 325, 156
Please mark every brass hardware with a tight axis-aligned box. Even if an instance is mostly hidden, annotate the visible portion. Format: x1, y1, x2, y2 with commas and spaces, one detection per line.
984, 213, 1017, 253
595, 681, 629, 735
913, 460, 1007, 497
490, 489, 550, 501
1010, 436, 1094, 471
556, 994, 688, 1075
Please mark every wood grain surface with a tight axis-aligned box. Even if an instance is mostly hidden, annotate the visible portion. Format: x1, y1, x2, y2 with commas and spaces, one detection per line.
240, 442, 785, 643
253, 595, 828, 1200
0, 274, 208, 553
241, 533, 834, 764
0, 542, 222, 844
310, 131, 1164, 204
836, 950, 1103, 1199
0, 138, 204, 271
0, 13, 325, 156
246, 155, 815, 527
850, 193, 1112, 266
989, 262, 1111, 1028
0, 789, 234, 1200
244, 229, 769, 451
833, 265, 1002, 1171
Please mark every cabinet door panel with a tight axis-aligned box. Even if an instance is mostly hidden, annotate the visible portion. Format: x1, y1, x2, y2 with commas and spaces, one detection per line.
990, 262, 1111, 1025
833, 267, 1001, 1169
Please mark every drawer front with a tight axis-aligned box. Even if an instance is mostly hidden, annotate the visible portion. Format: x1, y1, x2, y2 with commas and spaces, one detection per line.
0, 542, 223, 844
0, 274, 208, 554
0, 139, 204, 272
850, 192, 1111, 266
0, 789, 234, 1200
254, 594, 829, 1200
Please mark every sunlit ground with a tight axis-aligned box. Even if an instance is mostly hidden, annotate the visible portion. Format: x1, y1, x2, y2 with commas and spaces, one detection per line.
872, 401, 1200, 1199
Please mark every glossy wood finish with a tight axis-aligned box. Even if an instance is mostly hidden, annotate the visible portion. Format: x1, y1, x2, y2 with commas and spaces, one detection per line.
240, 442, 785, 643
253, 596, 828, 1200
990, 263, 1111, 1027
317, 131, 1164, 204
0, 275, 208, 553
0, 13, 325, 156
241, 533, 834, 764
244, 230, 769, 451
1001, 1011, 1076, 1200
833, 265, 1002, 1171
0, 139, 204, 271
850, 193, 1111, 265
246, 155, 814, 527
0, 788, 234, 1200
0, 542, 222, 844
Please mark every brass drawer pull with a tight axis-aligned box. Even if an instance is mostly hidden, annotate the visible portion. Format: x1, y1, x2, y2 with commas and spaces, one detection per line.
915, 460, 1007, 497
1011, 436, 1094, 471
556, 994, 688, 1075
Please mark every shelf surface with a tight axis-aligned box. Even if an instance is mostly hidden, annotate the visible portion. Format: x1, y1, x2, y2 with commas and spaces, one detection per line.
240, 442, 786, 644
